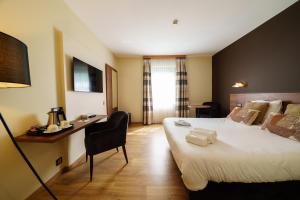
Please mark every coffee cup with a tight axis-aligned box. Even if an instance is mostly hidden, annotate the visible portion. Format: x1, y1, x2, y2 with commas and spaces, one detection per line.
47, 124, 59, 132
81, 115, 88, 121
60, 120, 70, 128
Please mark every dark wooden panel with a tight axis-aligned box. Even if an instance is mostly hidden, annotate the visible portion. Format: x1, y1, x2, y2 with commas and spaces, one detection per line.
15, 115, 106, 143
212, 2, 300, 116
230, 93, 300, 111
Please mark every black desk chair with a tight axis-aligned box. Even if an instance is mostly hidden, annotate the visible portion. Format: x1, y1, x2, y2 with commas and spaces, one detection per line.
196, 102, 220, 118
85, 111, 129, 181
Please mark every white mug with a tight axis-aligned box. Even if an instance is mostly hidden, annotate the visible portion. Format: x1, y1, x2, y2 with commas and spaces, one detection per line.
47, 124, 59, 132
60, 120, 70, 128
81, 115, 88, 120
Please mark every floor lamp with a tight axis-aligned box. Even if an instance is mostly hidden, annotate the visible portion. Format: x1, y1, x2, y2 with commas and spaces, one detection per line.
0, 32, 57, 199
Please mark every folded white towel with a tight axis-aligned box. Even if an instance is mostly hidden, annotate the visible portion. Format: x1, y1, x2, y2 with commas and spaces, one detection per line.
174, 120, 191, 126
190, 128, 217, 144
185, 133, 209, 147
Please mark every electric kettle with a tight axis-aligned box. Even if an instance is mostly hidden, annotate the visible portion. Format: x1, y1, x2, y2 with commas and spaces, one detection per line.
47, 107, 66, 126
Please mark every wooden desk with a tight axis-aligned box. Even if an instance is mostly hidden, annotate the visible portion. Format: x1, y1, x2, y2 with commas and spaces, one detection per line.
15, 115, 106, 143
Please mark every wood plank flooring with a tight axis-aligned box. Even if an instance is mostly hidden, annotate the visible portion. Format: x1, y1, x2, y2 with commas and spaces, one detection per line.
28, 124, 188, 200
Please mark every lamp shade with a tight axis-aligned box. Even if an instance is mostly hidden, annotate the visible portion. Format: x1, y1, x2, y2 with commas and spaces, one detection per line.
0, 32, 31, 88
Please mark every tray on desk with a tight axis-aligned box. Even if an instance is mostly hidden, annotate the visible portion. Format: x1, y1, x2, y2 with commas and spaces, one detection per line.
27, 124, 74, 136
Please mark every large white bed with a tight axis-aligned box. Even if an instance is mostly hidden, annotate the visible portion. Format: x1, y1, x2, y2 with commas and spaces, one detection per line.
163, 117, 300, 191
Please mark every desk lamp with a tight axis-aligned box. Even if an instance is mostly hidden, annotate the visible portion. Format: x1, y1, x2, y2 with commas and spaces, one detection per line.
0, 32, 57, 199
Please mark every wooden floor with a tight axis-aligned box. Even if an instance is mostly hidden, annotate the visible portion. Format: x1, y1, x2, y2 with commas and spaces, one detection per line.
28, 124, 188, 200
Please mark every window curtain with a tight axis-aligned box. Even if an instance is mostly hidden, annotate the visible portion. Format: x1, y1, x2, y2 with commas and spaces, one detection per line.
151, 59, 176, 123
143, 59, 153, 125
176, 58, 189, 117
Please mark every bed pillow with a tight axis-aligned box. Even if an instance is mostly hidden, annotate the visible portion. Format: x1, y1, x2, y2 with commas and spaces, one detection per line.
284, 104, 300, 116
261, 112, 282, 130
262, 114, 300, 142
244, 101, 269, 124
252, 100, 282, 121
227, 107, 242, 118
230, 108, 260, 125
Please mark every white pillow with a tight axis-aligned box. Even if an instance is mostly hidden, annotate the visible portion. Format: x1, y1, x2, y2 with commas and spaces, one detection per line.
252, 100, 282, 121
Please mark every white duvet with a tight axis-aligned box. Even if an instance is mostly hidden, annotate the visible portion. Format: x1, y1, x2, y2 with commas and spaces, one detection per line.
163, 118, 300, 191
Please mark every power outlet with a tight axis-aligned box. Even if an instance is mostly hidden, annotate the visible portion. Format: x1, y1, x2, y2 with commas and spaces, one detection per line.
56, 157, 63, 166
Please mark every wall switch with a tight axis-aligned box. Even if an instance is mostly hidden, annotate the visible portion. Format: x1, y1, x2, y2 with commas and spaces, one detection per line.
56, 157, 63, 166
236, 103, 242, 107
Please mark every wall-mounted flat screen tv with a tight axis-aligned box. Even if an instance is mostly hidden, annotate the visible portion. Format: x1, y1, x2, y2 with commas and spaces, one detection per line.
72, 57, 103, 93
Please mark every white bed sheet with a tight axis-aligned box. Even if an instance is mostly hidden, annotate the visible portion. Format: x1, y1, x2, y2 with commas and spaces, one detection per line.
163, 117, 300, 191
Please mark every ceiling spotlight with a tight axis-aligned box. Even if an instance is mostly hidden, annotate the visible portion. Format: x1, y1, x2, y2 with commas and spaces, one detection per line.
173, 19, 178, 25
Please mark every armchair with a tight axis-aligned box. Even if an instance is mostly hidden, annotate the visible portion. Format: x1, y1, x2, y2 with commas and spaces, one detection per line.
85, 111, 129, 181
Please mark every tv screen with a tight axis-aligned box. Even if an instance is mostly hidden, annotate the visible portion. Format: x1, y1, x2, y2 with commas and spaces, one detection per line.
72, 57, 103, 93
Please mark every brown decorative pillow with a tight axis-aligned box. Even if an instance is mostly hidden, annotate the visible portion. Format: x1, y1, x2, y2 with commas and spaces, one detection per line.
261, 112, 281, 130
244, 101, 269, 124
230, 108, 260, 125
265, 114, 300, 142
284, 104, 300, 116
227, 107, 242, 118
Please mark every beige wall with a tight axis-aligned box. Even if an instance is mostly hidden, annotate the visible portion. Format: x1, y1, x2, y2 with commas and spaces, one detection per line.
0, 0, 115, 199
117, 56, 212, 122
117, 57, 144, 122
186, 56, 212, 117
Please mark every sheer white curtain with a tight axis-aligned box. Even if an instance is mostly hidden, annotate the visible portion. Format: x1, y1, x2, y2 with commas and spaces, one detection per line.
151, 59, 176, 123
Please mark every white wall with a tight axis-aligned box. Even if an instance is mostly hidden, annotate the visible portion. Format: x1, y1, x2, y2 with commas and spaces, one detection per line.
0, 0, 115, 199
62, 33, 115, 165
117, 56, 212, 122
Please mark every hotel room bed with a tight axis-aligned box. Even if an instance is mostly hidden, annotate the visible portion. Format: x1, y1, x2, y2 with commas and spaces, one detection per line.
163, 117, 300, 191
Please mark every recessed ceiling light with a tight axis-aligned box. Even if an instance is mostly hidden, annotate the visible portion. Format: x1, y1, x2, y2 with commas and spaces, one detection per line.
173, 19, 178, 25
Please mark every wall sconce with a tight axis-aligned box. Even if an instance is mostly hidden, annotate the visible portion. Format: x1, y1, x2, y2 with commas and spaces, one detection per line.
232, 81, 248, 88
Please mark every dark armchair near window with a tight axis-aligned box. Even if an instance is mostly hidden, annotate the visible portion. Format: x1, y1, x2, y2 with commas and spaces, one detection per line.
196, 102, 220, 118
85, 111, 129, 181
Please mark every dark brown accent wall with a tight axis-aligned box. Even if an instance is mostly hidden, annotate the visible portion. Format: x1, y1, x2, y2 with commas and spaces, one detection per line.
212, 2, 300, 116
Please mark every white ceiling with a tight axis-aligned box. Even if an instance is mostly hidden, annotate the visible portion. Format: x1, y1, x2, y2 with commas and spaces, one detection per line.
64, 0, 297, 57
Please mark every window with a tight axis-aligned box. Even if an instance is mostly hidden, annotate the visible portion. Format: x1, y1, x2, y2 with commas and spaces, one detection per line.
151, 59, 176, 123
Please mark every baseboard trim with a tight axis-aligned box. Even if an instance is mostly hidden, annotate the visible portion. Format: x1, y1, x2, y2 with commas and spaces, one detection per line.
62, 153, 86, 173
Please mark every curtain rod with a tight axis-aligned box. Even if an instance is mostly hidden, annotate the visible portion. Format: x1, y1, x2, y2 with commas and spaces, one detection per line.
143, 55, 186, 59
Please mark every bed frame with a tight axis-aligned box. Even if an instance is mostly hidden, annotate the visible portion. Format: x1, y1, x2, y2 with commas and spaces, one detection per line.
189, 92, 300, 200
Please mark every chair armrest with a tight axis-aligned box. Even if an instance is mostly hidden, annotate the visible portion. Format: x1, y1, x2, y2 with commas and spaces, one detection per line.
85, 121, 109, 134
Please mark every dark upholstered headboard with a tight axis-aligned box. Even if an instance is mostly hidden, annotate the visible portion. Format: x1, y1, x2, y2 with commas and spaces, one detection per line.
230, 93, 300, 112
